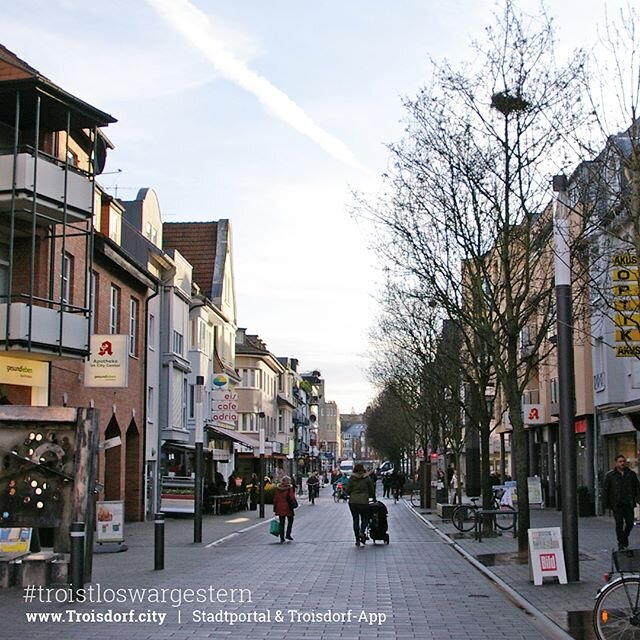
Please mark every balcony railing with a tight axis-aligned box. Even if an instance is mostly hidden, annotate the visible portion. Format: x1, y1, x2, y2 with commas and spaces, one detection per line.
0, 301, 89, 356
0, 149, 94, 222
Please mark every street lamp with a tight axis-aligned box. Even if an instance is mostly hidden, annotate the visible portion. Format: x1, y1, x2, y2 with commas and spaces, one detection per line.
553, 174, 579, 582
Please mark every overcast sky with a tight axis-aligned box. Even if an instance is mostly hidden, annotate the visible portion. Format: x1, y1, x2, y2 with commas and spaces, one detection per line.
0, 0, 628, 412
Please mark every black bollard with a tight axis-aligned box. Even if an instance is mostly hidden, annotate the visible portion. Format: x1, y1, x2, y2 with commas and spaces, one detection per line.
69, 522, 85, 598
154, 513, 165, 570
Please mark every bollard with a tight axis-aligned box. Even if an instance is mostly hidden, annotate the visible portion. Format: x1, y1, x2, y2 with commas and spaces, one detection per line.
154, 513, 165, 571
69, 522, 85, 598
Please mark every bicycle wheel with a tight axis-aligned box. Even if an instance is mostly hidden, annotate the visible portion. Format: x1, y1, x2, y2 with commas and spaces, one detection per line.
494, 505, 516, 531
410, 491, 420, 507
452, 505, 476, 532
333, 491, 339, 503
593, 576, 640, 639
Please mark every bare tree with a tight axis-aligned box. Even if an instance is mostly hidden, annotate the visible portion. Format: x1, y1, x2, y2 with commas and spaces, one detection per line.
356, 1, 587, 551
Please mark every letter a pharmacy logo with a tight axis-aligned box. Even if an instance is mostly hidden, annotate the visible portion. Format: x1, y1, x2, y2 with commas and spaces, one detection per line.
98, 340, 113, 356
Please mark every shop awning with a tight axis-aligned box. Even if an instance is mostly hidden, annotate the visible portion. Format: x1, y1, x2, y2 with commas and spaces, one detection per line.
206, 425, 260, 450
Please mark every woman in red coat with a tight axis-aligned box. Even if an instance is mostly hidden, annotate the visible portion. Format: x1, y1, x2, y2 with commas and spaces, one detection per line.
273, 476, 297, 543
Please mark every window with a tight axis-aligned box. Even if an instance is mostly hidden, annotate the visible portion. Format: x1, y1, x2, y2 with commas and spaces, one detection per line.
190, 318, 211, 353
109, 212, 121, 243
0, 241, 8, 301
182, 379, 188, 428
66, 149, 78, 167
239, 368, 258, 388
61, 253, 72, 309
239, 413, 257, 432
550, 378, 558, 404
173, 331, 183, 356
90, 271, 98, 332
109, 285, 120, 334
189, 384, 195, 419
129, 298, 139, 356
147, 387, 154, 423
145, 221, 158, 245
148, 314, 155, 350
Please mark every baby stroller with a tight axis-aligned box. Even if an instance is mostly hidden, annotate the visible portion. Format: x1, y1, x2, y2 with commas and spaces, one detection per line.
367, 500, 390, 544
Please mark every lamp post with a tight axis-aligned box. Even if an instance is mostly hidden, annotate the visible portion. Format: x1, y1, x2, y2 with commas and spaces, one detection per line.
553, 174, 579, 582
259, 413, 266, 519
193, 375, 205, 544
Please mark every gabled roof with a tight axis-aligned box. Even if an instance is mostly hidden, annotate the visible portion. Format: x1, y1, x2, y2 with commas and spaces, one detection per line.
163, 221, 219, 300
0, 43, 116, 129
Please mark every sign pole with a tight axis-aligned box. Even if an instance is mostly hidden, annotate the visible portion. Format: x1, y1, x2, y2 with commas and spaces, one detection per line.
259, 426, 265, 519
194, 375, 204, 544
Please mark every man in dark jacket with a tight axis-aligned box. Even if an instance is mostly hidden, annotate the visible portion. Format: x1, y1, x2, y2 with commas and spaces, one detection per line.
603, 454, 640, 550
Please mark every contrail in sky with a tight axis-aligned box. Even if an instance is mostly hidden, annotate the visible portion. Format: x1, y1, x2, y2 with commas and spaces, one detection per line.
147, 0, 369, 173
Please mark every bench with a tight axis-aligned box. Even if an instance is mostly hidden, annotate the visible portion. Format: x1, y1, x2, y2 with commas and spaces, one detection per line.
473, 509, 518, 542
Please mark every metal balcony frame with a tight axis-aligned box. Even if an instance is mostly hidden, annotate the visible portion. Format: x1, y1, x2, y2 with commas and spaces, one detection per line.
3, 89, 96, 357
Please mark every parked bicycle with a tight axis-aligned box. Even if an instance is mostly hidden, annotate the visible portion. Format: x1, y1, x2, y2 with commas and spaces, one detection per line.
410, 489, 421, 507
451, 491, 516, 533
593, 548, 640, 639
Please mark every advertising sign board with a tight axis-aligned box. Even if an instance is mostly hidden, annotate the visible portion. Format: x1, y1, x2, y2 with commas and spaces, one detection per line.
528, 527, 567, 585
96, 501, 124, 543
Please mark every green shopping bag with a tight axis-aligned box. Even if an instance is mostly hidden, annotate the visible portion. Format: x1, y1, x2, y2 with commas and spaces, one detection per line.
270, 518, 281, 537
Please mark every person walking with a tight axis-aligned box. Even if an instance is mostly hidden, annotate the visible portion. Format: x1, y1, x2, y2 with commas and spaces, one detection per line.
272, 476, 297, 543
346, 463, 375, 547
382, 473, 391, 499
307, 472, 320, 504
603, 454, 640, 550
449, 470, 460, 505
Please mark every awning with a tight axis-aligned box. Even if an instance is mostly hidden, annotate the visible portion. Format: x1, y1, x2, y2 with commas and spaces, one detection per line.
206, 425, 260, 450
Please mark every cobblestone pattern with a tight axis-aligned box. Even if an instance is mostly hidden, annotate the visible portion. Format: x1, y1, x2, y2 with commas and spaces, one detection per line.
0, 492, 553, 639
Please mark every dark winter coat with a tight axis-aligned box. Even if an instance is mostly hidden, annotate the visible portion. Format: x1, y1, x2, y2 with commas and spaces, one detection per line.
346, 472, 375, 505
273, 484, 297, 517
603, 467, 640, 510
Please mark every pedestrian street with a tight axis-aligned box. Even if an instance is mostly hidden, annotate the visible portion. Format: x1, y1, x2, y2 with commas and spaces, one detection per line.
0, 491, 560, 640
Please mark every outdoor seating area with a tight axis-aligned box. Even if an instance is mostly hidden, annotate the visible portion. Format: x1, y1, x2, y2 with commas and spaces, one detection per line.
205, 492, 249, 515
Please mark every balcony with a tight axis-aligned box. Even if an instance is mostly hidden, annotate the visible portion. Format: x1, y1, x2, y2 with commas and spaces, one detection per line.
0, 302, 89, 356
0, 150, 94, 223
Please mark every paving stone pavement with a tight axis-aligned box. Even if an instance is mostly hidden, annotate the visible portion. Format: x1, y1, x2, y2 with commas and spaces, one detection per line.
417, 500, 628, 640
0, 489, 564, 640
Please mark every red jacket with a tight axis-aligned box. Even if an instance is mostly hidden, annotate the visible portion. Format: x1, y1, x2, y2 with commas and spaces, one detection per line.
273, 484, 296, 517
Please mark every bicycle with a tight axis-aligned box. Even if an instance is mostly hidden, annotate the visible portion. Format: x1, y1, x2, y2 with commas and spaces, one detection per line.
333, 484, 347, 503
593, 548, 640, 639
410, 489, 421, 507
451, 491, 516, 533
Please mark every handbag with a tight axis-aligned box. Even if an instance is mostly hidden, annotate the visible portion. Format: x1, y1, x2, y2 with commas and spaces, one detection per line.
287, 490, 299, 510
269, 518, 281, 537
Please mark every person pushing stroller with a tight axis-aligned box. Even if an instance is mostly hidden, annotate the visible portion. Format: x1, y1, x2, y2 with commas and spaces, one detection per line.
346, 464, 375, 546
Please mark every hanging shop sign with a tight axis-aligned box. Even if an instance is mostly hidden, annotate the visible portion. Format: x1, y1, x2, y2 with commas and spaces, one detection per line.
84, 335, 129, 387
611, 254, 640, 357
523, 404, 545, 425
212, 373, 230, 390
211, 390, 238, 426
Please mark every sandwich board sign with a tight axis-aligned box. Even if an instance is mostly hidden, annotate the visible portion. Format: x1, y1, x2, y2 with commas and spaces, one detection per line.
528, 527, 567, 585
